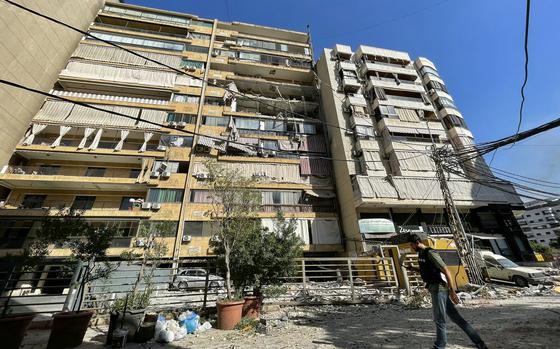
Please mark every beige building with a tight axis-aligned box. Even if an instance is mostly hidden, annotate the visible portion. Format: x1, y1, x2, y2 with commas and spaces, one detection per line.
0, 0, 114, 167
317, 44, 533, 261
0, 2, 342, 260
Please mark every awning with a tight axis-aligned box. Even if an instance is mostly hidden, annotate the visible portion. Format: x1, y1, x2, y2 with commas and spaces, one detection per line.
304, 190, 336, 198
227, 141, 257, 155
359, 218, 396, 234
197, 136, 227, 152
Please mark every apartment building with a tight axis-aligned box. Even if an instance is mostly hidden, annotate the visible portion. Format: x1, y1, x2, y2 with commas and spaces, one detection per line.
516, 198, 560, 246
317, 44, 533, 261
0, 2, 342, 260
0, 0, 116, 167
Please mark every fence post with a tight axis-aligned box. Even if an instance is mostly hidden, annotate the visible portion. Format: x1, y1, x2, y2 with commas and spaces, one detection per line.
202, 260, 210, 310
301, 259, 307, 296
63, 261, 84, 312
347, 259, 355, 301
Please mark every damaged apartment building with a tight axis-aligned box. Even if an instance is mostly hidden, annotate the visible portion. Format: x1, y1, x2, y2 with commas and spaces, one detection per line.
0, 1, 342, 262
316, 44, 533, 261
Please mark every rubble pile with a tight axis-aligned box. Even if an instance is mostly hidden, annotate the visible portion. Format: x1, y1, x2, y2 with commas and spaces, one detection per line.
459, 283, 559, 300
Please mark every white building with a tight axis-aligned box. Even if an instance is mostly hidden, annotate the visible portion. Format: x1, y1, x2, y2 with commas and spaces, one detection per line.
517, 198, 560, 246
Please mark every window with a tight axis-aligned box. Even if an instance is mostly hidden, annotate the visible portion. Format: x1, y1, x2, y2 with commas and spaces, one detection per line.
89, 31, 184, 51
419, 65, 439, 77
120, 197, 143, 211
238, 52, 261, 62
355, 125, 375, 139
71, 196, 96, 210
261, 139, 279, 151
138, 220, 178, 237
180, 59, 205, 70
0, 220, 35, 248
172, 94, 200, 104
21, 195, 46, 209
189, 32, 211, 41
204, 97, 225, 106
442, 114, 467, 129
236, 38, 298, 53
235, 118, 260, 130
129, 169, 141, 178
434, 97, 456, 111
184, 45, 209, 54
191, 20, 213, 28
535, 212, 540, 215
147, 189, 184, 203
153, 161, 180, 173
379, 105, 397, 117
85, 167, 106, 177
204, 116, 228, 127
183, 221, 216, 238
167, 113, 196, 124
39, 165, 60, 175
264, 120, 286, 132
104, 5, 190, 25
159, 135, 193, 148
300, 123, 317, 134
427, 80, 448, 93
213, 49, 236, 58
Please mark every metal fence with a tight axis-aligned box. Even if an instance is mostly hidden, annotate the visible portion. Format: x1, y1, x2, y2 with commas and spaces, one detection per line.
1, 255, 403, 316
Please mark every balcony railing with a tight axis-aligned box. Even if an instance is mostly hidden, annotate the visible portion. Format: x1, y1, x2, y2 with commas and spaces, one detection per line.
261, 204, 336, 213
2, 165, 140, 179
93, 22, 189, 39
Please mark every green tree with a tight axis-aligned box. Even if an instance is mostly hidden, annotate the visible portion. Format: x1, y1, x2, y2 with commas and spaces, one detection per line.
205, 160, 261, 299
223, 211, 304, 296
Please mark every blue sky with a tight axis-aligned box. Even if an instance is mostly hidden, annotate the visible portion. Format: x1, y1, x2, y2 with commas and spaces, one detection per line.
128, 0, 560, 187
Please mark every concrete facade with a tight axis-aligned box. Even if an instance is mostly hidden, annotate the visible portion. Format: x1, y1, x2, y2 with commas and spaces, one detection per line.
0, 2, 342, 259
317, 44, 533, 261
0, 0, 107, 167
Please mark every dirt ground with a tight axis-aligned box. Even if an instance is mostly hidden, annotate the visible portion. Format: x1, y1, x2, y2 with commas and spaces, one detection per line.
21, 295, 560, 349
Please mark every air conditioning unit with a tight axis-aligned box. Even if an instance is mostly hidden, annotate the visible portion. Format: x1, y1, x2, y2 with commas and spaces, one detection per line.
170, 122, 178, 127
141, 202, 152, 210
178, 121, 187, 127
150, 171, 160, 178
269, 150, 277, 157
345, 130, 355, 136
151, 203, 161, 210
157, 145, 168, 151
182, 234, 192, 243
351, 150, 362, 157
134, 239, 146, 247
211, 50, 218, 57
160, 171, 171, 179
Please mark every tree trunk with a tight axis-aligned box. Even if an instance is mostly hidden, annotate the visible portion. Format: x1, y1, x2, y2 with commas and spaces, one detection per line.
225, 246, 232, 299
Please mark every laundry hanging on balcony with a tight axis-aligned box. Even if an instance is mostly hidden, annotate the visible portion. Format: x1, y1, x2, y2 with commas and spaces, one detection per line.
196, 135, 227, 152
139, 131, 154, 152
21, 123, 48, 145
223, 82, 239, 112
137, 157, 155, 183
299, 157, 332, 177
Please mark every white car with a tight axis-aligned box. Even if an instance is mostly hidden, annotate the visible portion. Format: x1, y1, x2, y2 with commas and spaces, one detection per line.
172, 269, 224, 290
478, 251, 548, 287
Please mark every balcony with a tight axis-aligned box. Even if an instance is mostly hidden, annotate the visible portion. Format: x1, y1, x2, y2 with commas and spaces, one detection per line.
340, 76, 362, 93
0, 165, 148, 191
358, 61, 417, 79
102, 5, 190, 28
226, 54, 313, 82
374, 95, 435, 112
0, 205, 152, 218
365, 76, 425, 93
49, 90, 170, 106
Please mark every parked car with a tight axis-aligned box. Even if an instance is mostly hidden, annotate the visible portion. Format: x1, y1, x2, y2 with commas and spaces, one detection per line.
172, 269, 224, 290
477, 251, 548, 287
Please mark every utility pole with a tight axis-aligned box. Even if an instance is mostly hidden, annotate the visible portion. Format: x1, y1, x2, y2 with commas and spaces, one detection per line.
432, 145, 485, 285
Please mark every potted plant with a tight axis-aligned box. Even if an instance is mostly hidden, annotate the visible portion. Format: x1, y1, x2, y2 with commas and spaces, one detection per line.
106, 220, 170, 343
205, 161, 261, 330
230, 211, 303, 318
23, 208, 119, 349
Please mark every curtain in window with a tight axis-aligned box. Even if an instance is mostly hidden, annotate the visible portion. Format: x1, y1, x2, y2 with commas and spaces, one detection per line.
137, 157, 154, 183
115, 129, 130, 151
78, 127, 95, 149
310, 219, 341, 244
139, 131, 154, 152
190, 190, 214, 203
22, 123, 48, 145
148, 189, 183, 202
234, 118, 260, 130
302, 135, 327, 153
278, 139, 299, 151
51, 125, 72, 147
88, 128, 103, 150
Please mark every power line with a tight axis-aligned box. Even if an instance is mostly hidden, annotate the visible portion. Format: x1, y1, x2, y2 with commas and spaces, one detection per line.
508, 0, 532, 149
0, 78, 433, 166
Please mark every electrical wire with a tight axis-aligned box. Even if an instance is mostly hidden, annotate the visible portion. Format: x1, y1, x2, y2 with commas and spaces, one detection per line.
507, 0, 532, 149
0, 78, 434, 166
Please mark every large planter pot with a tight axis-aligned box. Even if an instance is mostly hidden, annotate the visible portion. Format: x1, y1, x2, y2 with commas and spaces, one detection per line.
105, 309, 146, 345
242, 296, 262, 319
217, 300, 244, 330
47, 310, 93, 349
0, 313, 35, 349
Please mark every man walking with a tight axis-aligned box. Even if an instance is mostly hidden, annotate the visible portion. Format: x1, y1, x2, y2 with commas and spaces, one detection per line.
408, 234, 488, 349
